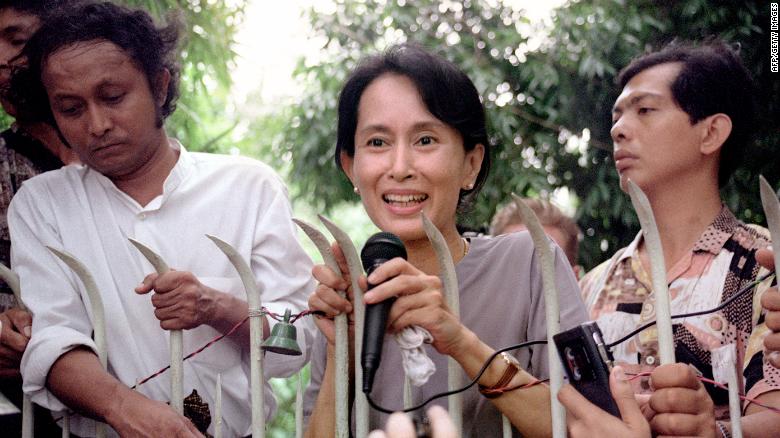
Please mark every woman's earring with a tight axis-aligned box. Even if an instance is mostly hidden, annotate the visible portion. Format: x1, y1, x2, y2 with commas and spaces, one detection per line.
353, 186, 360, 195
464, 183, 474, 190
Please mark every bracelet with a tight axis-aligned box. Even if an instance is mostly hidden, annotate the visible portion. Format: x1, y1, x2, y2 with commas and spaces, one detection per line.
478, 352, 520, 399
716, 421, 731, 438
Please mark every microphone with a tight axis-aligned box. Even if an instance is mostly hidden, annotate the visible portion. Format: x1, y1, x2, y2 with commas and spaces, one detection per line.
360, 231, 407, 394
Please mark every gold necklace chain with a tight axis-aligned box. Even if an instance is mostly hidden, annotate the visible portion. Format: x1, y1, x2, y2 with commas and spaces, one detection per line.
462, 237, 470, 258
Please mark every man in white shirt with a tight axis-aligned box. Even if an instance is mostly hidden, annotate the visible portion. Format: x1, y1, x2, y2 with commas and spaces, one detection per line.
6, 2, 315, 437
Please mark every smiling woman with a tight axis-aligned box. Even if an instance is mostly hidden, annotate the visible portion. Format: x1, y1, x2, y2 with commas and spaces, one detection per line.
302, 44, 588, 437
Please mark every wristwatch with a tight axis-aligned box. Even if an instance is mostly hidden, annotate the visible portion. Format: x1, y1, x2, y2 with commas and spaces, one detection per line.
478, 352, 521, 398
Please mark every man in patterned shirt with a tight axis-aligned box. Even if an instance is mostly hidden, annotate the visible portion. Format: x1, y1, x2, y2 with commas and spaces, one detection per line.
579, 41, 779, 437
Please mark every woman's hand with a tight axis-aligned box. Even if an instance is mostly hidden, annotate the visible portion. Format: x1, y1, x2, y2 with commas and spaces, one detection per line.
308, 243, 355, 345
362, 258, 467, 356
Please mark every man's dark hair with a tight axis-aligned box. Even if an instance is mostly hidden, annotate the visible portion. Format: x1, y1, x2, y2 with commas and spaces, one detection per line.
617, 41, 756, 187
0, 0, 63, 18
336, 43, 491, 210
8, 1, 181, 127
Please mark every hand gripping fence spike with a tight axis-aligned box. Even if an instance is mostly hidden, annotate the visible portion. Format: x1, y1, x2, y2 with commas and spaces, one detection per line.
317, 215, 369, 437
0, 263, 37, 438
206, 235, 265, 438
510, 195, 565, 438
46, 247, 107, 438
421, 214, 463, 434
127, 238, 183, 416
626, 181, 675, 365
292, 218, 349, 438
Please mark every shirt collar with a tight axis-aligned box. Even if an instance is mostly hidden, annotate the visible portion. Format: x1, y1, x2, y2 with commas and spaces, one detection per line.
691, 205, 739, 254
89, 138, 192, 209
618, 204, 737, 263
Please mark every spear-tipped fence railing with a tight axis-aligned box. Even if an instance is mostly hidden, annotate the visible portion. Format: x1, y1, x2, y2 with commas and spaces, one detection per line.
10, 176, 780, 436
47, 247, 107, 438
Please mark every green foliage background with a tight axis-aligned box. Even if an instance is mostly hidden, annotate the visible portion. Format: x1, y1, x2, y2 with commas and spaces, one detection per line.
3, 0, 778, 435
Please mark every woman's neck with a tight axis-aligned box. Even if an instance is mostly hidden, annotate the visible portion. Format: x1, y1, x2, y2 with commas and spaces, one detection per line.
404, 224, 465, 276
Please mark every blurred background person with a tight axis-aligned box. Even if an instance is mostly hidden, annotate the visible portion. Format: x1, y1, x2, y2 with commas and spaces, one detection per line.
490, 197, 582, 277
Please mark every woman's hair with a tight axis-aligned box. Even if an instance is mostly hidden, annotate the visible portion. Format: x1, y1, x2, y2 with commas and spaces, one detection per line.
335, 43, 491, 210
8, 1, 181, 127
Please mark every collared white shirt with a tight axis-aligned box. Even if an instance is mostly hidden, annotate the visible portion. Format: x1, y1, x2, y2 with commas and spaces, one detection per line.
9, 144, 316, 437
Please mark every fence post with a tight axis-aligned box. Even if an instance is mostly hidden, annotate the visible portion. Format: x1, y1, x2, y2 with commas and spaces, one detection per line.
47, 247, 107, 438
294, 219, 350, 437
207, 235, 266, 438
128, 239, 183, 415
421, 214, 463, 434
511, 195, 565, 438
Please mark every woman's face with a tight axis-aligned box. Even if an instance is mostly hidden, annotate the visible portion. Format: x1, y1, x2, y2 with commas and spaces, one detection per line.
341, 73, 484, 243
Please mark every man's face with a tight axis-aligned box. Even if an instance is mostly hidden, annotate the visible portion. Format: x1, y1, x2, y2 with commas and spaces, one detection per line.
610, 63, 706, 194
42, 40, 169, 180
0, 7, 40, 112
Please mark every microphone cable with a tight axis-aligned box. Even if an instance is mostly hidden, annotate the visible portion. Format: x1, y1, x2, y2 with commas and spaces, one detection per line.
365, 340, 548, 414
605, 272, 774, 348
363, 271, 776, 414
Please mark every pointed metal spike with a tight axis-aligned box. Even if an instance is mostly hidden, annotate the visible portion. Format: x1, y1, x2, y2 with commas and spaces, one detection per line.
205, 234, 264, 438
0, 262, 23, 310
128, 238, 170, 273
292, 219, 349, 438
420, 213, 463, 432
510, 194, 565, 438
626, 181, 675, 365
46, 246, 107, 438
317, 214, 368, 437
759, 176, 780, 274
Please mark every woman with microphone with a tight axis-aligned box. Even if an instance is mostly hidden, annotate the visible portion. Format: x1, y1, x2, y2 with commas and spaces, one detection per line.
303, 43, 587, 437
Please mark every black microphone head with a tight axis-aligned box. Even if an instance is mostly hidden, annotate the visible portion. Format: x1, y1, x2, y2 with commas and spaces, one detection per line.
360, 232, 407, 272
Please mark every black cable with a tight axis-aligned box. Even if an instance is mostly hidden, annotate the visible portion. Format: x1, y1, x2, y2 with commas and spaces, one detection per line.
606, 272, 773, 348
365, 340, 548, 414
362, 271, 775, 415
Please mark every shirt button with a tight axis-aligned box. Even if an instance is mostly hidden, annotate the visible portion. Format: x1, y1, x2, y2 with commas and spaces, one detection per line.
138, 213, 146, 220
645, 355, 656, 365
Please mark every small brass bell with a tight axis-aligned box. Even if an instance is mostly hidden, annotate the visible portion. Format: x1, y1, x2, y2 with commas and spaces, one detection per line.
261, 308, 302, 356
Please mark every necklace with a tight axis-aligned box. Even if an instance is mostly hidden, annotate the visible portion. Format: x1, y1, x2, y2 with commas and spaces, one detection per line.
462, 237, 470, 258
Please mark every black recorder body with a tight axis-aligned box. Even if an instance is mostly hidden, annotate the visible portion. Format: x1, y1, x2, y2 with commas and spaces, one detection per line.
553, 321, 621, 418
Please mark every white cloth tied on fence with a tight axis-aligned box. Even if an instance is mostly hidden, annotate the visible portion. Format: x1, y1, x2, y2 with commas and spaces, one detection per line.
395, 325, 436, 386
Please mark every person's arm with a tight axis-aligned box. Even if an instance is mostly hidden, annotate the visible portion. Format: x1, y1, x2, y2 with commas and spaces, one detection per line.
445, 328, 554, 437
134, 271, 267, 347
304, 344, 338, 438
304, 243, 355, 438
47, 347, 202, 437
0, 308, 31, 379
363, 256, 557, 438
